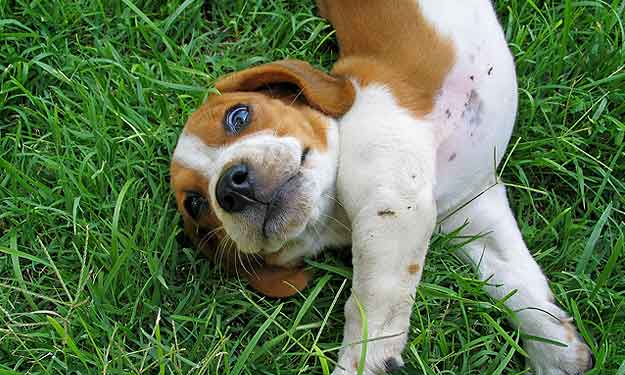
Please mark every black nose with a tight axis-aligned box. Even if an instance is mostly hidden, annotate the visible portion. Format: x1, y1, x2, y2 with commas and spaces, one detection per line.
216, 163, 255, 212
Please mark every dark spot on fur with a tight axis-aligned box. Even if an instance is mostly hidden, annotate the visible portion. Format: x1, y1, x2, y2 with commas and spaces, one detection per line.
464, 90, 483, 127
488, 66, 494, 75
407, 206, 412, 209
411, 175, 416, 179
383, 358, 403, 373
470, 75, 474, 81
445, 108, 452, 118
448, 152, 457, 161
408, 263, 421, 274
378, 209, 396, 217
467, 89, 478, 104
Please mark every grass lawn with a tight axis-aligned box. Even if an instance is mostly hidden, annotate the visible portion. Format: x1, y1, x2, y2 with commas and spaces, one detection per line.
1, 0, 624, 373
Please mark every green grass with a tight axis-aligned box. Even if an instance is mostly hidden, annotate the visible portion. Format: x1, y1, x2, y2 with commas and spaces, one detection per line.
0, 0, 624, 373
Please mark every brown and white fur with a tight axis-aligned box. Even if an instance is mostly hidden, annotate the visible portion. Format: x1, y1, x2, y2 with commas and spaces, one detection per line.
171, 1, 593, 374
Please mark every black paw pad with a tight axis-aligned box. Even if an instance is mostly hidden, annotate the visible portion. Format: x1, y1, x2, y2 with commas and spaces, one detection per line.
383, 358, 403, 373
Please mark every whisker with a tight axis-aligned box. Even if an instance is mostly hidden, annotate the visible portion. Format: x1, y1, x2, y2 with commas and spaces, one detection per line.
319, 212, 352, 233
236, 245, 252, 276
322, 192, 346, 210
216, 235, 230, 277
198, 226, 224, 250
244, 252, 260, 279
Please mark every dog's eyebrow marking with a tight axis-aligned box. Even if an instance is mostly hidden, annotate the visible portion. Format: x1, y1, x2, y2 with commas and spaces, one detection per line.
173, 132, 220, 178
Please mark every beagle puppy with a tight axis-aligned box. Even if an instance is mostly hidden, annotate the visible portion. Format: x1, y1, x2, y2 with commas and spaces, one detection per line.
171, 1, 593, 374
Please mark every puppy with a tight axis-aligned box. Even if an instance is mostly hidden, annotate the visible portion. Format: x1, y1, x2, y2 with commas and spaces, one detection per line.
171, 1, 593, 374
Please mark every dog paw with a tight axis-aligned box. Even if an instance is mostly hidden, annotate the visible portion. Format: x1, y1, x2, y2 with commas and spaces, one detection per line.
331, 325, 407, 375
526, 320, 594, 375
332, 293, 412, 374
383, 357, 404, 373
332, 355, 405, 375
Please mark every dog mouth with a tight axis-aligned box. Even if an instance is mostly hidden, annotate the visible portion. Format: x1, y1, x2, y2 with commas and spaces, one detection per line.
261, 171, 305, 239
258, 146, 311, 240
217, 145, 315, 255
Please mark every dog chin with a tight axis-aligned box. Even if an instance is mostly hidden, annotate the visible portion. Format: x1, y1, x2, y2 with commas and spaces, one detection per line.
228, 174, 318, 256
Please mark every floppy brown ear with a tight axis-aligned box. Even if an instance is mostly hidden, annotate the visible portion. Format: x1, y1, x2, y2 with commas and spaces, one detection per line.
215, 59, 355, 117
246, 265, 312, 298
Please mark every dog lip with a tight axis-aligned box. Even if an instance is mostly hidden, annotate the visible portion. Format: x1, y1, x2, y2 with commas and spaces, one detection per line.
261, 171, 303, 239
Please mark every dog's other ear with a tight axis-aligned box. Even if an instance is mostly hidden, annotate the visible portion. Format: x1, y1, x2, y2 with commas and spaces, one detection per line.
246, 266, 312, 298
215, 59, 355, 117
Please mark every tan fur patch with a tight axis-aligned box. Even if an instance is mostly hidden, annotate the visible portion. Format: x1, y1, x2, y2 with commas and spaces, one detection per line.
562, 320, 576, 343
319, 0, 455, 116
408, 263, 421, 275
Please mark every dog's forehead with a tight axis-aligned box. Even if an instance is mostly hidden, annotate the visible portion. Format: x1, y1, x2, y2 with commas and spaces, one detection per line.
172, 132, 220, 179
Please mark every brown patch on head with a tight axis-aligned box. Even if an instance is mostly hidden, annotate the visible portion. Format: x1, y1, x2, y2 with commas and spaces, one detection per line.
185, 92, 329, 152
407, 263, 421, 275
181, 59, 357, 155
319, 0, 455, 116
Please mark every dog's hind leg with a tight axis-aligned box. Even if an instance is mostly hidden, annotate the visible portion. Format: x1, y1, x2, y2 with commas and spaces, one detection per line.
439, 183, 594, 375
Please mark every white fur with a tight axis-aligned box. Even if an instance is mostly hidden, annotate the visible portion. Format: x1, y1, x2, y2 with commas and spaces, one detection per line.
330, 1, 592, 374
172, 132, 221, 178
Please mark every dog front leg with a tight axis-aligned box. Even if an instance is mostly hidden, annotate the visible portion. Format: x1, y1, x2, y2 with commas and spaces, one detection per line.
333, 122, 437, 374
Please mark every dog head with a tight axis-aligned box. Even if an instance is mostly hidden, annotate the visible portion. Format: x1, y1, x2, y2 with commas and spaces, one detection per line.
171, 60, 354, 296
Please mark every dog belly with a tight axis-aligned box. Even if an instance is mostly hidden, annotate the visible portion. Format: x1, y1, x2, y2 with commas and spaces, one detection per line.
417, 0, 519, 214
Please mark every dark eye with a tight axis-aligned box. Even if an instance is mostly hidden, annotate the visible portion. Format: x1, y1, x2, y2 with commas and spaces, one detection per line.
183, 192, 209, 220
224, 104, 251, 134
